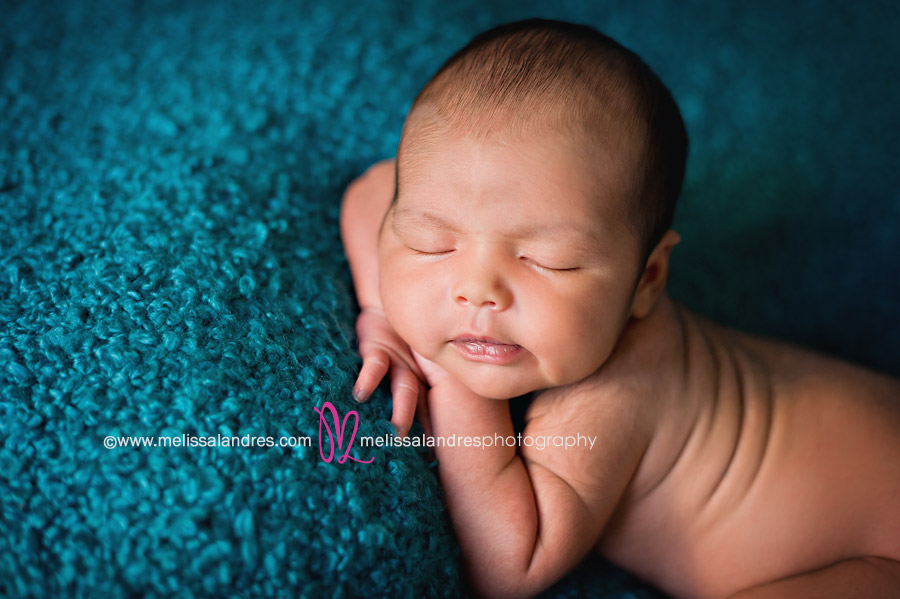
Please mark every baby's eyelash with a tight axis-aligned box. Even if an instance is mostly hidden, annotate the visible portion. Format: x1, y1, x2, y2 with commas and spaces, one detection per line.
410, 248, 453, 257
520, 256, 580, 273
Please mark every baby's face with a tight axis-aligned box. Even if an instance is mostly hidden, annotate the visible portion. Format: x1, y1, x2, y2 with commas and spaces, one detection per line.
379, 126, 644, 399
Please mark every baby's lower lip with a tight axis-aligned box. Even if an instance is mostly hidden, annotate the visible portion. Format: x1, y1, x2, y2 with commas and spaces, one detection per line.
450, 338, 524, 365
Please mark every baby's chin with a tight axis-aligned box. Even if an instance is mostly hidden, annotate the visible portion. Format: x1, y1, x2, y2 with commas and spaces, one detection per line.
442, 362, 537, 400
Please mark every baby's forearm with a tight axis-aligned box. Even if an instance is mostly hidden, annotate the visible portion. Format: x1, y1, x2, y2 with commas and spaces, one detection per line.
428, 384, 585, 598
427, 386, 537, 596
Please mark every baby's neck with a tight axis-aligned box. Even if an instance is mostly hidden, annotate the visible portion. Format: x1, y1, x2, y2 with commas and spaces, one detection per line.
596, 291, 691, 396
601, 292, 685, 374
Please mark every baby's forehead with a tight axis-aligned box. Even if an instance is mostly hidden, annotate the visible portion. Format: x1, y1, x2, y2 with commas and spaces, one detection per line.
397, 136, 639, 248
401, 100, 642, 172
398, 114, 640, 219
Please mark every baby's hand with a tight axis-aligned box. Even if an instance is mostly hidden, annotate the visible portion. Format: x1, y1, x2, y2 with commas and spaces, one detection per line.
353, 306, 428, 438
410, 349, 459, 391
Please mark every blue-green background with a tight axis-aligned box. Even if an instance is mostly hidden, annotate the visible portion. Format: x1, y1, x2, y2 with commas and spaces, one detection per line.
1, 1, 897, 597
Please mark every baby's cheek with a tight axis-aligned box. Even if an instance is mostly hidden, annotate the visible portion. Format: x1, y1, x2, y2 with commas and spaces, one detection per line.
530, 296, 613, 383
380, 270, 410, 327
379, 263, 434, 352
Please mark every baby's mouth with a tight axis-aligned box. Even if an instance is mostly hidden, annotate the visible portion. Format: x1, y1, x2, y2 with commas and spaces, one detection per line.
449, 336, 524, 364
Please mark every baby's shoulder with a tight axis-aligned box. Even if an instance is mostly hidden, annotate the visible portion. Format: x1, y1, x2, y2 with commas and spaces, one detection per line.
524, 369, 657, 444
518, 370, 659, 523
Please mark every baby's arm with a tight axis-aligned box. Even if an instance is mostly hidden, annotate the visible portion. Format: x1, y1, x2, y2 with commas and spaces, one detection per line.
415, 354, 649, 598
340, 159, 425, 437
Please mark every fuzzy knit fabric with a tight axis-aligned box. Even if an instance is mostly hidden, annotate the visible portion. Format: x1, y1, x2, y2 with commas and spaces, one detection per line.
1, 1, 898, 598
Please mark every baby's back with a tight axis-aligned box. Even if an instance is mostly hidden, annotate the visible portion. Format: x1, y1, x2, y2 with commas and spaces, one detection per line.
591, 298, 900, 598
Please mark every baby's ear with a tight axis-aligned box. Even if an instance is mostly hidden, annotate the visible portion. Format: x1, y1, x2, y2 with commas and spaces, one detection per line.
630, 230, 681, 319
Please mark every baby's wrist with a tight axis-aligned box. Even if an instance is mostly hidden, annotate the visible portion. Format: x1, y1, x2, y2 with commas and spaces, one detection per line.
426, 372, 481, 401
358, 304, 386, 317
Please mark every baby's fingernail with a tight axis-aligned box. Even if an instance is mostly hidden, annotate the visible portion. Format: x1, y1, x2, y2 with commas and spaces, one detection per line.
352, 387, 368, 403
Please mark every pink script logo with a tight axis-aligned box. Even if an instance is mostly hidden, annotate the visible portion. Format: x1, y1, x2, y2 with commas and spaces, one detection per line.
313, 401, 374, 464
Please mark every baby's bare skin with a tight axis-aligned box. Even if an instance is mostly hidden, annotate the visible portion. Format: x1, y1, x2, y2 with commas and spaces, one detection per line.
550, 292, 900, 598
342, 156, 900, 598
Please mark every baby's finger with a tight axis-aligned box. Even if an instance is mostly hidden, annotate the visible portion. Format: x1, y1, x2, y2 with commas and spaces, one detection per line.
417, 385, 435, 462
354, 348, 390, 403
416, 383, 433, 439
389, 366, 419, 438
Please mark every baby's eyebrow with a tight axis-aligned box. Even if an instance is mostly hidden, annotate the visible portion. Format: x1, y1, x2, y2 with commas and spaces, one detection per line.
392, 207, 462, 233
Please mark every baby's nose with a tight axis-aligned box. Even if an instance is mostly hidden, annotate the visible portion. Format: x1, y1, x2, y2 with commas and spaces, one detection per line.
452, 268, 512, 311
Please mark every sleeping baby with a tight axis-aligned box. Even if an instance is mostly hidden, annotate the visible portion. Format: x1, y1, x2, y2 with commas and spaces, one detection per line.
339, 18, 900, 599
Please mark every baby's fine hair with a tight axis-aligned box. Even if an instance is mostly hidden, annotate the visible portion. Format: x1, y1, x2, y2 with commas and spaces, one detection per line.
399, 18, 688, 261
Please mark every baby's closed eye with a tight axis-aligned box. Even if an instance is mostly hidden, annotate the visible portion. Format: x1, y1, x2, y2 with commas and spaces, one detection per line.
394, 228, 457, 256
519, 255, 582, 273
410, 247, 454, 257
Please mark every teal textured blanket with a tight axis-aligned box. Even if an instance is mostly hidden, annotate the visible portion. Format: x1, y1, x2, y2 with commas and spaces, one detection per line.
1, 1, 897, 597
